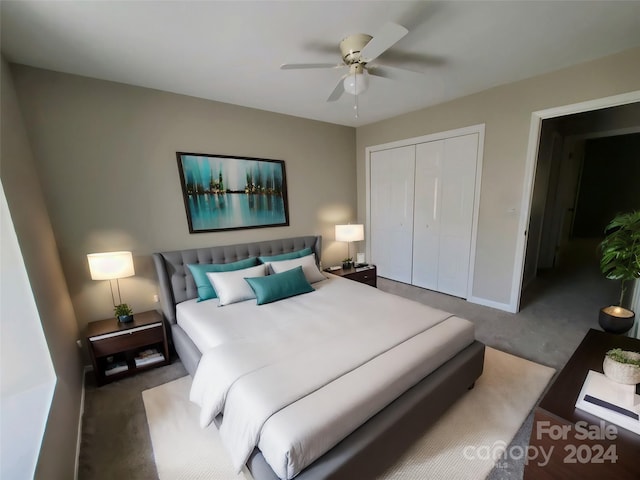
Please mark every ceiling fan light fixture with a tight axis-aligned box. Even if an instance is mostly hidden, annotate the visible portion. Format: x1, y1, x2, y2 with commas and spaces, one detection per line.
343, 64, 369, 96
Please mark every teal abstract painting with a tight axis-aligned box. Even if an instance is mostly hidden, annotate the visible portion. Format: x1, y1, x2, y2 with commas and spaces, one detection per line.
176, 152, 289, 233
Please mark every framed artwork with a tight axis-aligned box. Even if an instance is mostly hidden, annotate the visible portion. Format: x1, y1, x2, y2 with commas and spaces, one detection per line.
176, 152, 289, 233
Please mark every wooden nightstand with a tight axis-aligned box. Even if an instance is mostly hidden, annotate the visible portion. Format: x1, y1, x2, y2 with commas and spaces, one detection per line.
87, 310, 169, 386
525, 329, 640, 479
325, 265, 377, 287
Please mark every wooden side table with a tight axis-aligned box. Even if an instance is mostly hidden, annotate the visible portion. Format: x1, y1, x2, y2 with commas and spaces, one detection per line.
525, 329, 640, 479
325, 265, 377, 287
87, 310, 169, 386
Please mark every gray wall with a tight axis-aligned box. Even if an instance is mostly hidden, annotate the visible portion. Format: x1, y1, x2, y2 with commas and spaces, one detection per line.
1, 59, 82, 480
357, 47, 640, 307
11, 65, 356, 332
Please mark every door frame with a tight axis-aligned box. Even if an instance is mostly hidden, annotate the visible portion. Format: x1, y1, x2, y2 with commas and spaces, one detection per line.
511, 90, 640, 312
365, 123, 485, 299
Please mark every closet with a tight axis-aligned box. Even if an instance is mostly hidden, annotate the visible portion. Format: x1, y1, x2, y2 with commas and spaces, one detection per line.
368, 128, 481, 299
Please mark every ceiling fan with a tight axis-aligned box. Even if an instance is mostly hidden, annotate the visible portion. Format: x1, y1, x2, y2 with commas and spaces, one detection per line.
281, 22, 418, 108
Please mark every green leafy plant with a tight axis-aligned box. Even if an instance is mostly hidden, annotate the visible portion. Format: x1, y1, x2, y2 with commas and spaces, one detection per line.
606, 348, 640, 367
342, 257, 353, 263
114, 303, 133, 317
599, 210, 640, 306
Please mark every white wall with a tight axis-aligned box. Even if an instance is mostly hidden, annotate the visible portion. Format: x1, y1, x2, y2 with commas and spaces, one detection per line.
0, 183, 56, 480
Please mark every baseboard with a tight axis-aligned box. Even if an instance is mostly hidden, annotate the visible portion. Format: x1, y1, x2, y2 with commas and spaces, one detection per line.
74, 365, 91, 480
467, 295, 515, 313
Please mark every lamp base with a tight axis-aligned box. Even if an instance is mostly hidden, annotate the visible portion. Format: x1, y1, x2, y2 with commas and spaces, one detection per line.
599, 306, 635, 334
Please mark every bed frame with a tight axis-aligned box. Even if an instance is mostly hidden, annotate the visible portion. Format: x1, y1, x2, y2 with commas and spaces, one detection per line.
153, 235, 485, 480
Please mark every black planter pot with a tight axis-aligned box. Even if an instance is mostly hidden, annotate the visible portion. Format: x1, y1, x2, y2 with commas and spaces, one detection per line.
118, 314, 134, 323
598, 306, 635, 335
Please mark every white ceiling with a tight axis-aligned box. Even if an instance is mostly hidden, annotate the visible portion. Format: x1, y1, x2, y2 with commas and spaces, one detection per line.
2, 1, 640, 127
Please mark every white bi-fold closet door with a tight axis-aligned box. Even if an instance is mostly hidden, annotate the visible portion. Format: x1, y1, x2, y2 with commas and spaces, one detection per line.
370, 145, 416, 284
369, 131, 480, 298
412, 134, 478, 297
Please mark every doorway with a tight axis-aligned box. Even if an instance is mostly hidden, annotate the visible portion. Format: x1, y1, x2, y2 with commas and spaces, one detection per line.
513, 92, 640, 315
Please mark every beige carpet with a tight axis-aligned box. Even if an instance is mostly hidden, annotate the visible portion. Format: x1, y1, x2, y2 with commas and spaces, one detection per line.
142, 347, 554, 480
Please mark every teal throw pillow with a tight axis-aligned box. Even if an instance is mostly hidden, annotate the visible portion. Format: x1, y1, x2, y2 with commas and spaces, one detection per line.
188, 257, 259, 301
245, 266, 314, 305
258, 247, 313, 263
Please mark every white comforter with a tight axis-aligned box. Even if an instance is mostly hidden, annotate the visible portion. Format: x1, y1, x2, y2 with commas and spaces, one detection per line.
189, 275, 475, 479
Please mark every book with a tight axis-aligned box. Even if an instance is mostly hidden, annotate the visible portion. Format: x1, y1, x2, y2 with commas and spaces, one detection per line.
134, 348, 165, 367
135, 354, 164, 367
355, 265, 373, 272
575, 370, 640, 434
136, 348, 160, 358
136, 355, 164, 367
104, 361, 128, 376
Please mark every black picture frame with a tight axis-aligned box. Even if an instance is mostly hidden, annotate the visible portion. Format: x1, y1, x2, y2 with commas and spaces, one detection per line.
176, 152, 290, 233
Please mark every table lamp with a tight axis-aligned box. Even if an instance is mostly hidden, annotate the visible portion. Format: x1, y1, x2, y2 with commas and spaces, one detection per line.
87, 251, 135, 321
335, 224, 364, 268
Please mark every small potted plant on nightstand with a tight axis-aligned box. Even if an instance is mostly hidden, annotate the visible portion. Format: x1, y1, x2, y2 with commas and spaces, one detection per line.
342, 257, 353, 269
599, 210, 640, 334
603, 348, 640, 385
114, 303, 134, 323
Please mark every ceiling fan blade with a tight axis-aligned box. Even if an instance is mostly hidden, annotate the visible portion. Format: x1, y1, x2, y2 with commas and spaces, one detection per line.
281, 63, 342, 70
360, 22, 408, 62
302, 41, 339, 55
366, 66, 393, 79
368, 63, 424, 78
378, 51, 446, 68
327, 76, 346, 102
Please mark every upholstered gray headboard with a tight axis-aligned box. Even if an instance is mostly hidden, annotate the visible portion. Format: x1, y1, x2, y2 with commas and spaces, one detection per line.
152, 235, 322, 325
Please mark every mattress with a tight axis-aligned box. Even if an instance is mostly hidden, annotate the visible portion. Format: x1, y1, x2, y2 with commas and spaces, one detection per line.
186, 275, 475, 479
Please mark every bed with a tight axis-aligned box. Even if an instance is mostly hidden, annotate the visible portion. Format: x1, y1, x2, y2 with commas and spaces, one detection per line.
153, 235, 485, 480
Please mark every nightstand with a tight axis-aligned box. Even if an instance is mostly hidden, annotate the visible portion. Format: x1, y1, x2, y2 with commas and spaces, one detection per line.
87, 310, 169, 386
525, 329, 640, 479
326, 265, 377, 287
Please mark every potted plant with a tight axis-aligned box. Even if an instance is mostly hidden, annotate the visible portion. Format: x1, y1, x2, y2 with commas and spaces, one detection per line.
603, 348, 640, 385
342, 257, 353, 269
114, 303, 134, 323
598, 211, 640, 334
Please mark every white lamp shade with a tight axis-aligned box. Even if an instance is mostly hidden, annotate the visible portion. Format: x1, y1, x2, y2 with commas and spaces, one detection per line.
343, 71, 369, 96
87, 251, 135, 280
335, 224, 364, 242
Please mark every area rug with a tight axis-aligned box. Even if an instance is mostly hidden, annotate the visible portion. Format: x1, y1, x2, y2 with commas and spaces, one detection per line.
142, 347, 555, 480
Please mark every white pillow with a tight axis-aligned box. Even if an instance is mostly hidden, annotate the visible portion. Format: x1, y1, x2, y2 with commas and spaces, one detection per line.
268, 254, 326, 284
206, 264, 266, 306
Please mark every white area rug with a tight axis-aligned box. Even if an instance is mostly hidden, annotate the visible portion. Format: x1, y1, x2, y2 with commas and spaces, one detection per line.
142, 347, 554, 480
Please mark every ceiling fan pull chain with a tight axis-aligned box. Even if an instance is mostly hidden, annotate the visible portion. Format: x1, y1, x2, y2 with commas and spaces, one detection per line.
354, 73, 359, 118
